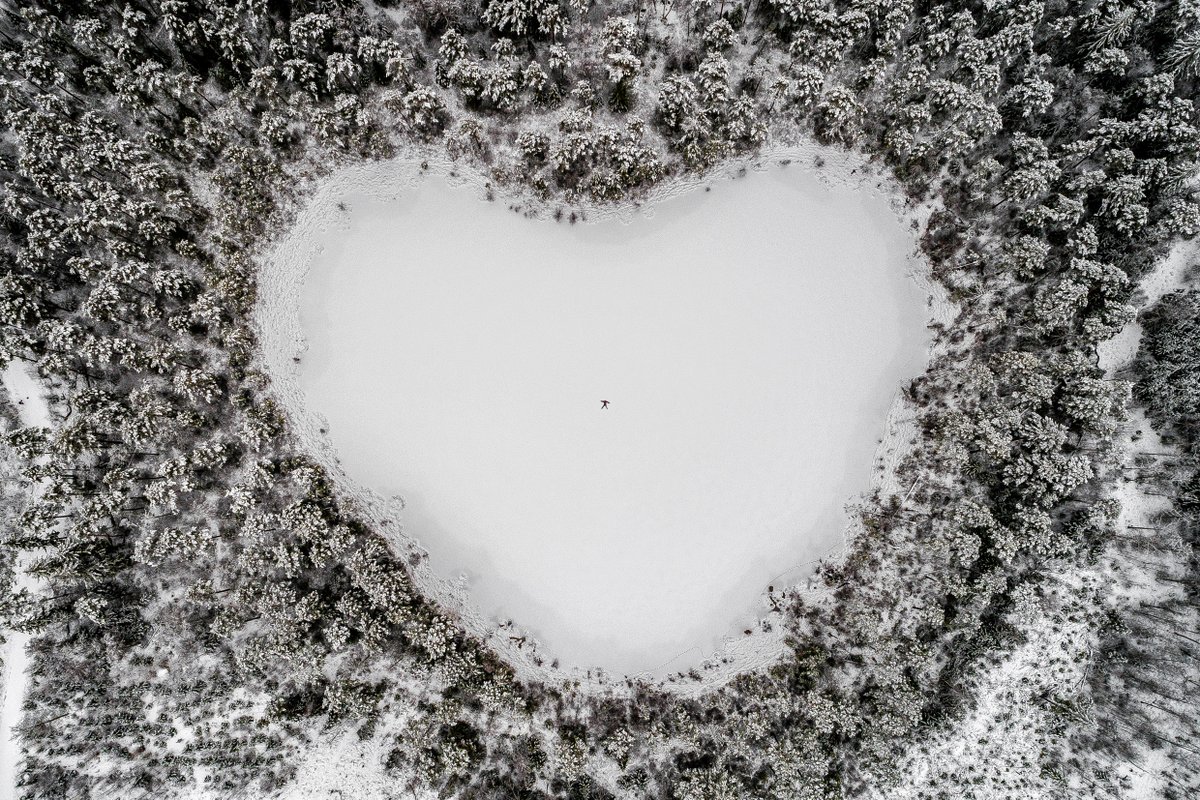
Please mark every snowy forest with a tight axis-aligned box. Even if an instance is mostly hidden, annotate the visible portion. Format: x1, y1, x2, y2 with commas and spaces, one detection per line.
0, 0, 1199, 798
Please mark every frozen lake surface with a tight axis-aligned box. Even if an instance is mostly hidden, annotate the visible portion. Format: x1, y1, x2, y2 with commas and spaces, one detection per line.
294, 163, 929, 675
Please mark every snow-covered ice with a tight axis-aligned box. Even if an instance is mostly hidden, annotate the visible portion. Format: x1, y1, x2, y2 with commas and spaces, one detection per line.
265, 156, 931, 675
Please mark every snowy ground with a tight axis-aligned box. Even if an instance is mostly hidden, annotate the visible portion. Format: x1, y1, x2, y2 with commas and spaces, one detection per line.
260, 150, 933, 677
0, 361, 51, 800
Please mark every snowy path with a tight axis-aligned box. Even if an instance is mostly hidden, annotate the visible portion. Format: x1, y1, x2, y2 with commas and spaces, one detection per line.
1097, 239, 1196, 373
0, 361, 52, 800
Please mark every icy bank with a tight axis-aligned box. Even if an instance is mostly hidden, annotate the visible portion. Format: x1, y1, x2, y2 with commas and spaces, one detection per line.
261, 154, 932, 677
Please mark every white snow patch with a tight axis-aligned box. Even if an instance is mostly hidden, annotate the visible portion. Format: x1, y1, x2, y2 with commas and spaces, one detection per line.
0, 623, 27, 800
1, 361, 51, 430
0, 360, 51, 800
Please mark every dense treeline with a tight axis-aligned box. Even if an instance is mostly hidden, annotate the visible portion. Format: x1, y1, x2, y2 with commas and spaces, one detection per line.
0, 0, 1195, 798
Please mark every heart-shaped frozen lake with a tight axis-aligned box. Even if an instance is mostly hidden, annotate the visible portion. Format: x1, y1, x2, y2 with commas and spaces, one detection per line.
278, 159, 929, 676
